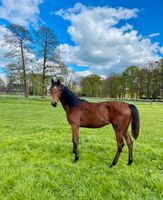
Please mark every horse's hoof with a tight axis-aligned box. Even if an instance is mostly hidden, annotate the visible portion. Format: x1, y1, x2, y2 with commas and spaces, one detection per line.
109, 164, 113, 168
72, 159, 78, 163
109, 159, 117, 168
109, 163, 116, 168
72, 156, 79, 163
127, 159, 133, 165
75, 156, 79, 161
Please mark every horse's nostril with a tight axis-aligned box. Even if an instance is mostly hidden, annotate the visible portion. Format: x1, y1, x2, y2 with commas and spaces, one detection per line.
51, 102, 57, 107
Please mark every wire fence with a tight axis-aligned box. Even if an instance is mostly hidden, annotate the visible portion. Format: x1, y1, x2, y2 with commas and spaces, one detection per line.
0, 93, 163, 105
81, 97, 163, 105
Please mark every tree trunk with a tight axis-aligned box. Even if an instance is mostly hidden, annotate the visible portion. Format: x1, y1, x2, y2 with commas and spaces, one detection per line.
42, 62, 46, 97
147, 71, 151, 98
160, 59, 163, 98
20, 42, 28, 97
42, 37, 47, 97
42, 48, 46, 97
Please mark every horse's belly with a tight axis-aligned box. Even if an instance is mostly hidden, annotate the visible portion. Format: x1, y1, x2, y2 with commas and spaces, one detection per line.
80, 117, 110, 128
81, 122, 109, 128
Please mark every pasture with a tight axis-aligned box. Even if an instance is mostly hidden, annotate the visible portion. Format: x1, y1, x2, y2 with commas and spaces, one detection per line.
0, 96, 163, 200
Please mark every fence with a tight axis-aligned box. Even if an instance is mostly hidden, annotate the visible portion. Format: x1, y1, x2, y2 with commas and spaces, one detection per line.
83, 96, 163, 105
0, 93, 163, 105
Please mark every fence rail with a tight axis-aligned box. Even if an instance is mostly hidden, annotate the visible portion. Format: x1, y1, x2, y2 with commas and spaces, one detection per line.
81, 96, 163, 104
0, 93, 163, 104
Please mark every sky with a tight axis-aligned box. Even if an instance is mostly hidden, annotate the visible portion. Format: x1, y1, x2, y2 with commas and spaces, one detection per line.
0, 0, 163, 82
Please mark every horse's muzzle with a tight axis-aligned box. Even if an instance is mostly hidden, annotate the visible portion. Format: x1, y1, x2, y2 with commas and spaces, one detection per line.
51, 102, 57, 107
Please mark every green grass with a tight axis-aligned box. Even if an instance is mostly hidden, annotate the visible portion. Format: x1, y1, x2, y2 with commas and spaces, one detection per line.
0, 96, 163, 200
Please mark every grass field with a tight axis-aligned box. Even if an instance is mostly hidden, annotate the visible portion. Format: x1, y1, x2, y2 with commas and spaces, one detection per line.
0, 96, 163, 200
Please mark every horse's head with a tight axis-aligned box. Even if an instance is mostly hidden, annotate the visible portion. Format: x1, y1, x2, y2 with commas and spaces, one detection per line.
50, 79, 63, 107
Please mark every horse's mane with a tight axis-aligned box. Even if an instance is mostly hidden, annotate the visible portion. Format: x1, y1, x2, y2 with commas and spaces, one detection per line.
61, 86, 85, 108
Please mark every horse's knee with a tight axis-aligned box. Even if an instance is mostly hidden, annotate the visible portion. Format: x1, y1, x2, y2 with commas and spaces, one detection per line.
118, 142, 124, 151
128, 141, 133, 151
73, 141, 78, 150
73, 137, 78, 145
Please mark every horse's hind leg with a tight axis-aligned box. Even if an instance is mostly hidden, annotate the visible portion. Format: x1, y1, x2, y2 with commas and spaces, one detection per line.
123, 131, 133, 165
110, 127, 124, 167
71, 124, 79, 162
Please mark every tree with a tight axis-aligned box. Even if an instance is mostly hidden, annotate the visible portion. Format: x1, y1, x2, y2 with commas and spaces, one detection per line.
102, 73, 122, 98
151, 64, 160, 98
81, 74, 102, 97
0, 77, 4, 86
137, 68, 147, 98
3, 24, 32, 97
0, 77, 6, 92
28, 73, 42, 95
142, 61, 161, 98
34, 26, 59, 96
157, 59, 163, 98
122, 66, 140, 98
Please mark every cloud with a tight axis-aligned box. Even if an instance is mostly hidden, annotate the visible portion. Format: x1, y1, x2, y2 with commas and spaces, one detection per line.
0, 25, 12, 68
74, 70, 92, 78
56, 3, 163, 75
160, 47, 163, 54
0, 74, 7, 84
0, 0, 43, 27
148, 32, 160, 38
62, 67, 92, 85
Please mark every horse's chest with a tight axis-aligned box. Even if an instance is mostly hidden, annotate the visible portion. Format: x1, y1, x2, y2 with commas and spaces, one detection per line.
66, 110, 80, 125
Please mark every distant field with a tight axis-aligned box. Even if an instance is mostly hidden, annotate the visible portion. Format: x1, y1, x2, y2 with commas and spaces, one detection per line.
0, 96, 163, 200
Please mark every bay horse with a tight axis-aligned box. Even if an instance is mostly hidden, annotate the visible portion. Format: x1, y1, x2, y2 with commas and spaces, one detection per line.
50, 79, 140, 167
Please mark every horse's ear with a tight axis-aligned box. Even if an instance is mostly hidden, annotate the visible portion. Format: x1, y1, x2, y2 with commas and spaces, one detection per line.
57, 79, 61, 85
51, 78, 55, 85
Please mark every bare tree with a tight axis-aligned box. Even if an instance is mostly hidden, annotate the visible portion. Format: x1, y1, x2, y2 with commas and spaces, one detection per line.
34, 26, 60, 96
3, 24, 32, 97
160, 59, 163, 98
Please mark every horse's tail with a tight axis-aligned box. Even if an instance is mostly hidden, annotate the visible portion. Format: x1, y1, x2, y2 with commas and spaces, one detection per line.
129, 104, 140, 139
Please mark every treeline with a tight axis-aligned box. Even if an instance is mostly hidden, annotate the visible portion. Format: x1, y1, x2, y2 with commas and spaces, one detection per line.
1, 24, 163, 99
1, 23, 68, 97
81, 59, 163, 99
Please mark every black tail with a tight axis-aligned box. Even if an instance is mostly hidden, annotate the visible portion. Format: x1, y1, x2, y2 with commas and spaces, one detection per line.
129, 104, 140, 139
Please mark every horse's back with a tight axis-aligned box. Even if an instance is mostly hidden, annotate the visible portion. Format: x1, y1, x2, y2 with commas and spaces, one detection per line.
82, 101, 130, 127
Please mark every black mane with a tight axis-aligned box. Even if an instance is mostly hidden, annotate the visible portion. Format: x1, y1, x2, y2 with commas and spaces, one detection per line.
61, 86, 85, 108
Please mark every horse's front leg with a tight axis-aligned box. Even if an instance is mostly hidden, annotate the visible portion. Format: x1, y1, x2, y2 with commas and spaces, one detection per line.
71, 125, 79, 162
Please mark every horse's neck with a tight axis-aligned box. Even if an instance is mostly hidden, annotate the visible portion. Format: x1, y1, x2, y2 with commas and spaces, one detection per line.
60, 98, 70, 112
60, 86, 80, 112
